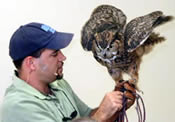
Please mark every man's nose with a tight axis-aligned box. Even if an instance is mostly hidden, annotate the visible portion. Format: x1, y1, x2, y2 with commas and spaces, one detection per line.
58, 51, 66, 61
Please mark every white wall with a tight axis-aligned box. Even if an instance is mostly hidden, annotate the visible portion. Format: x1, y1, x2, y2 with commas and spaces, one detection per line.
0, 0, 175, 121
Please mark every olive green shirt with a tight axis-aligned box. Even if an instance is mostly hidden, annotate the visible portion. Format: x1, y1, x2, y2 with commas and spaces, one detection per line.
0, 75, 92, 122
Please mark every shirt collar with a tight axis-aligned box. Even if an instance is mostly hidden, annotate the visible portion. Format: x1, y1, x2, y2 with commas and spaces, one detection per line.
12, 74, 64, 100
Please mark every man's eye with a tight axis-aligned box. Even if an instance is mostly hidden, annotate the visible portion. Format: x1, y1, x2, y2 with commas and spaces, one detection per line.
51, 53, 58, 57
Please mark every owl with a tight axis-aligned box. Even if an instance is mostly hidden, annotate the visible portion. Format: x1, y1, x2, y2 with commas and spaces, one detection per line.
81, 5, 173, 90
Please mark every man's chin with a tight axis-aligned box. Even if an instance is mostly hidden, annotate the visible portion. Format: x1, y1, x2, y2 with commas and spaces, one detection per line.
56, 74, 63, 80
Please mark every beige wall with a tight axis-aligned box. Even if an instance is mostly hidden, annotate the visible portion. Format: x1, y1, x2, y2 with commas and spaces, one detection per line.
0, 0, 175, 121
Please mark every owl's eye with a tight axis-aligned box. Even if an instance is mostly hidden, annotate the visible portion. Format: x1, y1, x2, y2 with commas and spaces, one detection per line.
103, 53, 107, 58
109, 43, 113, 48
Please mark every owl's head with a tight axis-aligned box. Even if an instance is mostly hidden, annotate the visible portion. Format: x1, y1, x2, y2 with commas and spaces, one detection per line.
92, 30, 124, 64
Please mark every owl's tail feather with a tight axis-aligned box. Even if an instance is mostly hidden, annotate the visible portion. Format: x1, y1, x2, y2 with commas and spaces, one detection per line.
136, 32, 165, 56
153, 15, 174, 27
143, 32, 165, 46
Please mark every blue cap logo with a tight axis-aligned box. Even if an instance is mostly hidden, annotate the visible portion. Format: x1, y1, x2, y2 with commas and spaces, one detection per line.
41, 24, 55, 34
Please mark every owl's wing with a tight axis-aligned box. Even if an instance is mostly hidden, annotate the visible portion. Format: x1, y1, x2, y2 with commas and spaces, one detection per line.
90, 4, 127, 26
81, 4, 127, 51
124, 11, 173, 52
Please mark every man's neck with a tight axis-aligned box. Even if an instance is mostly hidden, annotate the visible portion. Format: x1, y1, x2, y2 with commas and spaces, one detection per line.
16, 70, 51, 95
27, 79, 51, 95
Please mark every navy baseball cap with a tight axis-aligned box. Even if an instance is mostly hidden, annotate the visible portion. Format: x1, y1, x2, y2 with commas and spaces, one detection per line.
9, 22, 74, 61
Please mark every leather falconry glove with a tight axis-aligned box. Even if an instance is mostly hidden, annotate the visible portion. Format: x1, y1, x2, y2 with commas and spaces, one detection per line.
114, 80, 136, 109
106, 81, 136, 122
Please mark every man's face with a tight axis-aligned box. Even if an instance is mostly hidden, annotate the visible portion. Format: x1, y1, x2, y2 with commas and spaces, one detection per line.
35, 49, 66, 83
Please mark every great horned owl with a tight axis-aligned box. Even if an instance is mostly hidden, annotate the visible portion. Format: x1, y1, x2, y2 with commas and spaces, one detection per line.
81, 5, 173, 90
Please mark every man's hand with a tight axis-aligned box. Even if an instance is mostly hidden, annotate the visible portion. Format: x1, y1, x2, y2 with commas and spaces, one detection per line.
91, 81, 136, 122
114, 81, 136, 109
106, 81, 136, 122
91, 91, 123, 122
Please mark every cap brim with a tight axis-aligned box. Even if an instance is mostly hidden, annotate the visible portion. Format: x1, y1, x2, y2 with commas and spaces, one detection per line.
46, 31, 74, 50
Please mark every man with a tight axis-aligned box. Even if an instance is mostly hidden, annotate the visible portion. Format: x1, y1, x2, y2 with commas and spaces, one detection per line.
0, 22, 135, 122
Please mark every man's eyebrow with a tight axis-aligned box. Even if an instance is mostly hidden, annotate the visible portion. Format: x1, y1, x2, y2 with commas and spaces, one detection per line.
51, 50, 59, 55
53, 50, 59, 53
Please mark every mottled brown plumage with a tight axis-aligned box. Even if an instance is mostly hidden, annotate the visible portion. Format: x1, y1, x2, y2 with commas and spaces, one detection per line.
81, 4, 173, 90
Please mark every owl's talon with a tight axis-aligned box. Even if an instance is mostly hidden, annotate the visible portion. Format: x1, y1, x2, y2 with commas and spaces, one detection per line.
119, 79, 125, 83
128, 79, 137, 84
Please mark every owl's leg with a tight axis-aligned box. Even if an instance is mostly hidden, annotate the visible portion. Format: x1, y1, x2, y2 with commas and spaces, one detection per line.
127, 59, 141, 91
108, 68, 123, 85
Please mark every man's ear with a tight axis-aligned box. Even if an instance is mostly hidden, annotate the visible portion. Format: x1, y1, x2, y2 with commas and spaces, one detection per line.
24, 56, 36, 71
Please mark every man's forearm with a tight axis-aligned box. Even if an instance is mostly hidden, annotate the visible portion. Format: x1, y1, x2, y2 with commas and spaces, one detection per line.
90, 108, 120, 122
